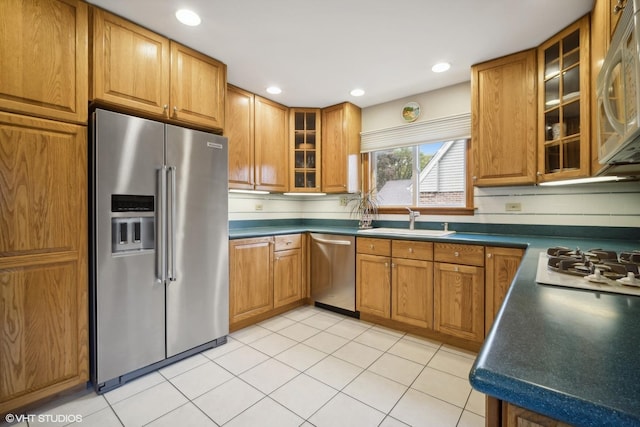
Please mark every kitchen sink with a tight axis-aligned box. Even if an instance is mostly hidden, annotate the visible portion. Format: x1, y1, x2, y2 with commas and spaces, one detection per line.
357, 227, 456, 237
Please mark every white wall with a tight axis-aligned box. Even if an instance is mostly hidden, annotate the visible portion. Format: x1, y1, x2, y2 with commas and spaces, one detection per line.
230, 83, 640, 229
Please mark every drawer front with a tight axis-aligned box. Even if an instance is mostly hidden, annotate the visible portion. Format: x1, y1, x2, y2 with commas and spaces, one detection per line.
434, 243, 485, 266
275, 234, 301, 251
357, 237, 391, 256
392, 240, 433, 261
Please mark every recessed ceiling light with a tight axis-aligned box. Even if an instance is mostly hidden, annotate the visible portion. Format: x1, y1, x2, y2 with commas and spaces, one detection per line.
175, 9, 201, 26
431, 62, 451, 73
350, 88, 365, 97
266, 86, 282, 95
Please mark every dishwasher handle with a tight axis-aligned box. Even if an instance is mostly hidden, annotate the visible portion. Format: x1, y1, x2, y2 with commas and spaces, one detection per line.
311, 236, 352, 246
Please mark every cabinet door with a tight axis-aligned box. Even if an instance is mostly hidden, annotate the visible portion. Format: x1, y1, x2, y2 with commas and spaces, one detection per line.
91, 7, 170, 116
274, 248, 302, 308
391, 258, 433, 328
170, 42, 226, 130
504, 403, 572, 427
229, 238, 273, 324
254, 96, 289, 192
356, 254, 390, 318
485, 247, 524, 335
537, 16, 591, 182
226, 85, 255, 189
290, 108, 321, 192
322, 103, 361, 193
0, 0, 88, 124
434, 263, 485, 342
472, 50, 537, 186
0, 112, 88, 413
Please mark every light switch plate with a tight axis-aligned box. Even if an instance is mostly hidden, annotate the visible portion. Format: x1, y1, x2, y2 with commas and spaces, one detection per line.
505, 202, 522, 212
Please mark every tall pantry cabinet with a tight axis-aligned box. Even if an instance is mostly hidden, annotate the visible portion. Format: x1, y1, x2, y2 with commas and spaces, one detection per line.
0, 0, 89, 415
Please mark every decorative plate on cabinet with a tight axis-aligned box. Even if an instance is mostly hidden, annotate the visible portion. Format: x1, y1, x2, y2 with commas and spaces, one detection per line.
402, 102, 420, 122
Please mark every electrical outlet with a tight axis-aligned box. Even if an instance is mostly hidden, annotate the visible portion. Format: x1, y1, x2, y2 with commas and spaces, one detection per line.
339, 196, 348, 207
255, 203, 263, 211
505, 202, 522, 212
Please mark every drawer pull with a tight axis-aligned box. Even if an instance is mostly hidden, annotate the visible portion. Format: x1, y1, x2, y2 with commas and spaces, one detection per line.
286, 241, 292, 245
409, 247, 414, 253
370, 244, 374, 249
454, 266, 459, 272
454, 251, 460, 257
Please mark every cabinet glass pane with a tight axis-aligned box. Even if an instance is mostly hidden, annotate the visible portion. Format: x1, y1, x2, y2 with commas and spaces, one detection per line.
306, 172, 316, 188
564, 101, 581, 136
295, 132, 304, 145
545, 109, 561, 141
307, 132, 316, 145
562, 30, 580, 66
295, 172, 304, 187
295, 113, 304, 130
563, 139, 581, 169
544, 42, 560, 64
306, 151, 316, 168
295, 151, 304, 168
545, 76, 560, 108
562, 65, 580, 99
545, 144, 560, 173
306, 113, 316, 130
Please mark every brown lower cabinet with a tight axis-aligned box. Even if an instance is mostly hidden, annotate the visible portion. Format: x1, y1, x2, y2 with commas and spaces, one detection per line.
488, 397, 572, 427
356, 237, 522, 349
229, 234, 305, 330
0, 112, 88, 414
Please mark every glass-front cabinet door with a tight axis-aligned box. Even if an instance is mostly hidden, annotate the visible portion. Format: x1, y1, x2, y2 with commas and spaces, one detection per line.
538, 15, 591, 182
290, 108, 321, 192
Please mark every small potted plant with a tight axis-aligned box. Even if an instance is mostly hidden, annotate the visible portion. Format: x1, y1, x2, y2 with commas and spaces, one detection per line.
348, 189, 379, 229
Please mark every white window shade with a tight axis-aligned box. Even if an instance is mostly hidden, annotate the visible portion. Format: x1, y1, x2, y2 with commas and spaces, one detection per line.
360, 113, 471, 153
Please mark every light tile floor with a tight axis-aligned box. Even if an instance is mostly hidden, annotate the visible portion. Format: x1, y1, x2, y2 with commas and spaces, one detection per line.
5, 306, 485, 427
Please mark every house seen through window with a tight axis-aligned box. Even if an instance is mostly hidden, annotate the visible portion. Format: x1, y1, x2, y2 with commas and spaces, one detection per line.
371, 139, 468, 208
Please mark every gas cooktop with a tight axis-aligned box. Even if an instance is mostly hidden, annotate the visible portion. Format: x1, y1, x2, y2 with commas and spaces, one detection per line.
535, 247, 640, 296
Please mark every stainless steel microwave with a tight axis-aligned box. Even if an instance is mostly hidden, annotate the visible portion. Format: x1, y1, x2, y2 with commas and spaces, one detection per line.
596, 0, 640, 176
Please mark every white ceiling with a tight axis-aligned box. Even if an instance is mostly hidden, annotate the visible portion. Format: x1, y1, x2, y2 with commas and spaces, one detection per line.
87, 0, 594, 108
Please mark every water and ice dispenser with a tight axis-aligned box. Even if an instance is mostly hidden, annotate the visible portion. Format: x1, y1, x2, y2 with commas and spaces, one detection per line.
111, 195, 155, 254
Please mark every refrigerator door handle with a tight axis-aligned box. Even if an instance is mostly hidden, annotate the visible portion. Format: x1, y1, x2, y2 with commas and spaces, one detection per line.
157, 167, 167, 282
168, 166, 177, 282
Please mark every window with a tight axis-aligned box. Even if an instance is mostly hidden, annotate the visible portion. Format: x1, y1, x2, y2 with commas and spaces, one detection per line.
370, 139, 469, 210
360, 113, 473, 214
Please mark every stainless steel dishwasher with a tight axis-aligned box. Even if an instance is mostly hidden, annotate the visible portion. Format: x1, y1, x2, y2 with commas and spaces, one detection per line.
310, 233, 357, 316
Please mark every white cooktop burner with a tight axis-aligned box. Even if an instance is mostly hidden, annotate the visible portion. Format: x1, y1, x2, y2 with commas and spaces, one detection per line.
535, 253, 640, 297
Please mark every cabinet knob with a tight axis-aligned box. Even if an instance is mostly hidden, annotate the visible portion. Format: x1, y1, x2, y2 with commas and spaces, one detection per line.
409, 247, 414, 253
370, 244, 374, 249
454, 266, 459, 272
391, 263, 395, 268
454, 251, 460, 257
275, 256, 280, 261
385, 262, 389, 267
163, 104, 168, 111
472, 176, 477, 181
173, 106, 178, 115
487, 253, 493, 258
286, 241, 292, 245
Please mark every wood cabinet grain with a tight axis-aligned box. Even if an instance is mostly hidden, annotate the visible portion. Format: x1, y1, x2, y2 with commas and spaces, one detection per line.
0, 0, 88, 124
0, 112, 88, 413
485, 246, 524, 335
254, 96, 289, 192
471, 49, 537, 186
226, 85, 255, 189
321, 102, 361, 193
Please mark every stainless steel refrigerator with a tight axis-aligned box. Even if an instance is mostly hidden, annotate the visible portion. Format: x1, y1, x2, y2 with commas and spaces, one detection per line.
90, 108, 228, 393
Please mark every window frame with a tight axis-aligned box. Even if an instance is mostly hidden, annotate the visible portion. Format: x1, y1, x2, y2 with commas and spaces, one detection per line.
362, 139, 475, 216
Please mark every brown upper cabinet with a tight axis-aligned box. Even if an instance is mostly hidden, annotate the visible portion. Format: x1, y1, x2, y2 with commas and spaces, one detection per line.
537, 15, 591, 182
290, 108, 321, 192
90, 7, 226, 130
471, 50, 537, 186
226, 87, 289, 192
0, 0, 88, 124
322, 102, 362, 193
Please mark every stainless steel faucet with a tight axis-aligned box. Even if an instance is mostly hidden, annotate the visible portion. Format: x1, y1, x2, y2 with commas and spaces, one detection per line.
406, 207, 420, 230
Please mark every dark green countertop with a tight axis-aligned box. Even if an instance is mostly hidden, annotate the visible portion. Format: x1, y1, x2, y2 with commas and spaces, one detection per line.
230, 221, 640, 426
